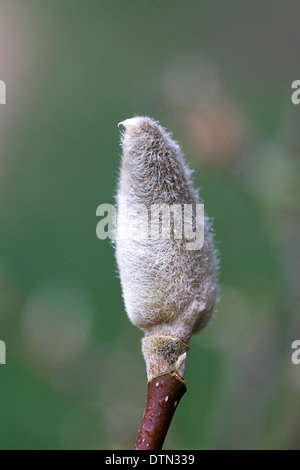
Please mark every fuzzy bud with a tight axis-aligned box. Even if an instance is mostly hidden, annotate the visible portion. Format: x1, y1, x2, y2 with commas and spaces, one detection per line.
116, 116, 217, 381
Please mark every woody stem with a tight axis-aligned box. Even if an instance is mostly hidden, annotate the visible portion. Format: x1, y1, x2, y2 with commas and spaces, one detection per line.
134, 372, 186, 450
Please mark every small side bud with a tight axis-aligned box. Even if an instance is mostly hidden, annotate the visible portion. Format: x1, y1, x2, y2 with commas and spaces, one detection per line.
116, 116, 217, 380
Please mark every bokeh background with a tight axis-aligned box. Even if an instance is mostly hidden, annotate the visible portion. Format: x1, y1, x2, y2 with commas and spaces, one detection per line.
0, 0, 299, 450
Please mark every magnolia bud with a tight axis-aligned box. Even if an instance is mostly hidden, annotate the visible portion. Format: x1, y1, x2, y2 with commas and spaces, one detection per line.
116, 116, 217, 381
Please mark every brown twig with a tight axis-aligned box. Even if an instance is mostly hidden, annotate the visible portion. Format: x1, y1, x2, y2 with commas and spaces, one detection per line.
134, 372, 187, 450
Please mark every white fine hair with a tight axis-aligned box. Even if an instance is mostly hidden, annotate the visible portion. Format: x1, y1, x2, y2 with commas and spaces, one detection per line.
115, 116, 218, 346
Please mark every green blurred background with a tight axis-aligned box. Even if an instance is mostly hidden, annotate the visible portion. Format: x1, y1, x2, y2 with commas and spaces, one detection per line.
0, 0, 299, 450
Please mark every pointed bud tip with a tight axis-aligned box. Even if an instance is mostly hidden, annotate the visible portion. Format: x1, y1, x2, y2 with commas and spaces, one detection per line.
118, 116, 161, 136
118, 117, 144, 130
